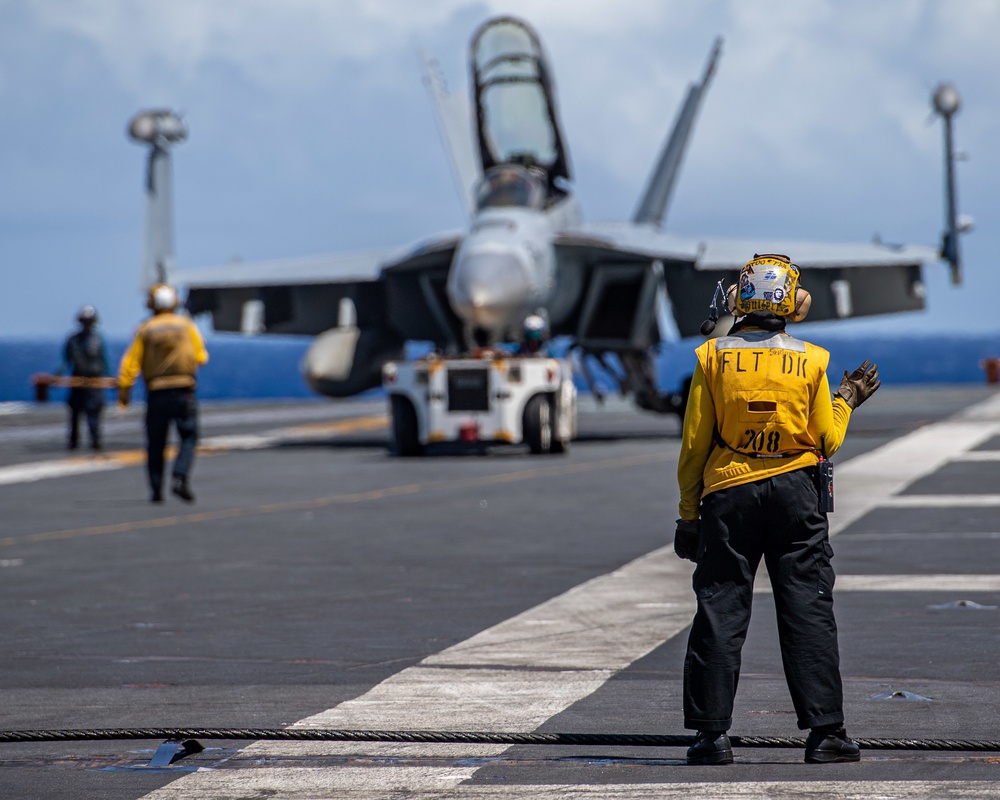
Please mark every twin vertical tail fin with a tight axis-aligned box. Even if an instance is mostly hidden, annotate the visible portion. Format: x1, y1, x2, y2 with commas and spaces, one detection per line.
420, 51, 480, 219
633, 37, 722, 228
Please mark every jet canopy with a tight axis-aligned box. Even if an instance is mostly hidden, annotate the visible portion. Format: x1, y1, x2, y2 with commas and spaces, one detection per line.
474, 165, 546, 211
470, 16, 570, 193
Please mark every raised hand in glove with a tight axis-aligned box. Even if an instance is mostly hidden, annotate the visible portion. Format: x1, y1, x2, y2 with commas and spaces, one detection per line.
674, 518, 700, 562
835, 359, 881, 409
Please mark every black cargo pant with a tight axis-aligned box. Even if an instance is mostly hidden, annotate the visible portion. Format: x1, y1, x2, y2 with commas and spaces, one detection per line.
683, 467, 845, 732
145, 388, 198, 496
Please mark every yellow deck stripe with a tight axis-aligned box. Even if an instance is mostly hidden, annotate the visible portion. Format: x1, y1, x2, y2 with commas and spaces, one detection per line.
0, 450, 667, 548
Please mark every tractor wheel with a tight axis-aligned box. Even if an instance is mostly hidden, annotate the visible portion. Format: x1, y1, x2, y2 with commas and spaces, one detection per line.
523, 394, 553, 455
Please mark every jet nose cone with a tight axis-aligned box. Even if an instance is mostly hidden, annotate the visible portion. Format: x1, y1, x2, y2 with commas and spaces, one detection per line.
448, 249, 530, 332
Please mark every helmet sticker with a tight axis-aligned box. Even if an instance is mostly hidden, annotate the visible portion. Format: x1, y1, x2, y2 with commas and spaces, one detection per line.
734, 255, 799, 317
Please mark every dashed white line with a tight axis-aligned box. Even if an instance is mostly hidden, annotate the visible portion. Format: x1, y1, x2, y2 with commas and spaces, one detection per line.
0, 416, 386, 486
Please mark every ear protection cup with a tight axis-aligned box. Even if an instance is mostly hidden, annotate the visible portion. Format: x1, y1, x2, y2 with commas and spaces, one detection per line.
725, 283, 738, 316
789, 287, 812, 322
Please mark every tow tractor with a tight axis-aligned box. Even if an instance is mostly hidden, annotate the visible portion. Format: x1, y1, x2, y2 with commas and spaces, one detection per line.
382, 350, 576, 456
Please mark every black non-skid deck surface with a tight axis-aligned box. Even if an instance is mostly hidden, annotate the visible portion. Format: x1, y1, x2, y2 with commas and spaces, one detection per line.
2, 386, 999, 798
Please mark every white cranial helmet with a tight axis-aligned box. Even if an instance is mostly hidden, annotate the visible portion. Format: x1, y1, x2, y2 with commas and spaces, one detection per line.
147, 283, 179, 312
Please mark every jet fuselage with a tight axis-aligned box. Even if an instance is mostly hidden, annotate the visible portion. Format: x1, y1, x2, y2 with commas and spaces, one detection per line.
447, 187, 581, 342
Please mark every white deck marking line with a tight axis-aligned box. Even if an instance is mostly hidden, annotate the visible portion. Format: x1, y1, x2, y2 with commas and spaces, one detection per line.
144, 548, 697, 799
883, 494, 1000, 507
0, 457, 128, 484
217, 549, 698, 765
143, 392, 1000, 800
828, 390, 1000, 536
836, 574, 1000, 592
0, 415, 386, 486
953, 450, 1000, 461
756, 573, 1000, 594
143, 778, 1000, 799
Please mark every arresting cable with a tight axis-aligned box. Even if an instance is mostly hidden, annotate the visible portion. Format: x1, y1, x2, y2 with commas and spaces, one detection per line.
1, 727, 999, 753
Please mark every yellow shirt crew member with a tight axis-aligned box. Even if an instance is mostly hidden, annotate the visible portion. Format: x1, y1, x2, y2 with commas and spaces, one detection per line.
118, 312, 208, 393
674, 254, 880, 767
118, 284, 209, 504
677, 330, 852, 521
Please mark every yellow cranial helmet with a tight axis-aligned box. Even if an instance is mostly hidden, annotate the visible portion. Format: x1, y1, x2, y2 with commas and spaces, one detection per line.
731, 253, 810, 321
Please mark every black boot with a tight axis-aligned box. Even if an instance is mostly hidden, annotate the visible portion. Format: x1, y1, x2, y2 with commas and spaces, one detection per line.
805, 726, 861, 763
171, 476, 195, 503
686, 730, 733, 765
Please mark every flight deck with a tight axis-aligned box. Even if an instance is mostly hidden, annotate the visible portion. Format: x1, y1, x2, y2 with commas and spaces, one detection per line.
2, 386, 999, 799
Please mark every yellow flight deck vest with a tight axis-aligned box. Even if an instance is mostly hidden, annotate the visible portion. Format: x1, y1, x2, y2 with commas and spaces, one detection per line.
118, 313, 209, 393
677, 328, 852, 520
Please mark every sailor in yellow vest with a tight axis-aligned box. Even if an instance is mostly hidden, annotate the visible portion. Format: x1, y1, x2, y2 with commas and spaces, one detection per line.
117, 284, 209, 504
675, 254, 879, 765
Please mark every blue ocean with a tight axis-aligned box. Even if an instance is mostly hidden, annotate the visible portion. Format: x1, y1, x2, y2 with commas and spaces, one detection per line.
2, 330, 999, 405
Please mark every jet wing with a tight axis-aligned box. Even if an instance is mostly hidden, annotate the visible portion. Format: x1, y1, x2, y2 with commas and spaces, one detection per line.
553, 223, 937, 343
175, 248, 392, 289
684, 237, 933, 334
177, 232, 464, 344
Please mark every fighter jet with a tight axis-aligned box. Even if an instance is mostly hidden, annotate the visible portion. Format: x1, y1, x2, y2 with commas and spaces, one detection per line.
171, 16, 966, 414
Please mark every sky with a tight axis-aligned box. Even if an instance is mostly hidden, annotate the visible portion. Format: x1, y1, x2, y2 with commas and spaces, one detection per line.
2, 0, 998, 339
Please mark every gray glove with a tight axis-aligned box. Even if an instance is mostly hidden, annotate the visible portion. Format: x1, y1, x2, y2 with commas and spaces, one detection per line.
674, 518, 700, 562
835, 359, 881, 409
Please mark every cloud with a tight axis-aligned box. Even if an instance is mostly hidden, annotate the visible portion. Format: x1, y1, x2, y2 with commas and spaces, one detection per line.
31, 0, 473, 94
1, 0, 997, 336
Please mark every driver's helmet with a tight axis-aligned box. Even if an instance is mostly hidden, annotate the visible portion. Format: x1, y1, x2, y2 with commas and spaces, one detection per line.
523, 314, 547, 342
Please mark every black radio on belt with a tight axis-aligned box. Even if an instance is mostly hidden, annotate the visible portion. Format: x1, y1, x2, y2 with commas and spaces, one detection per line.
817, 457, 834, 513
